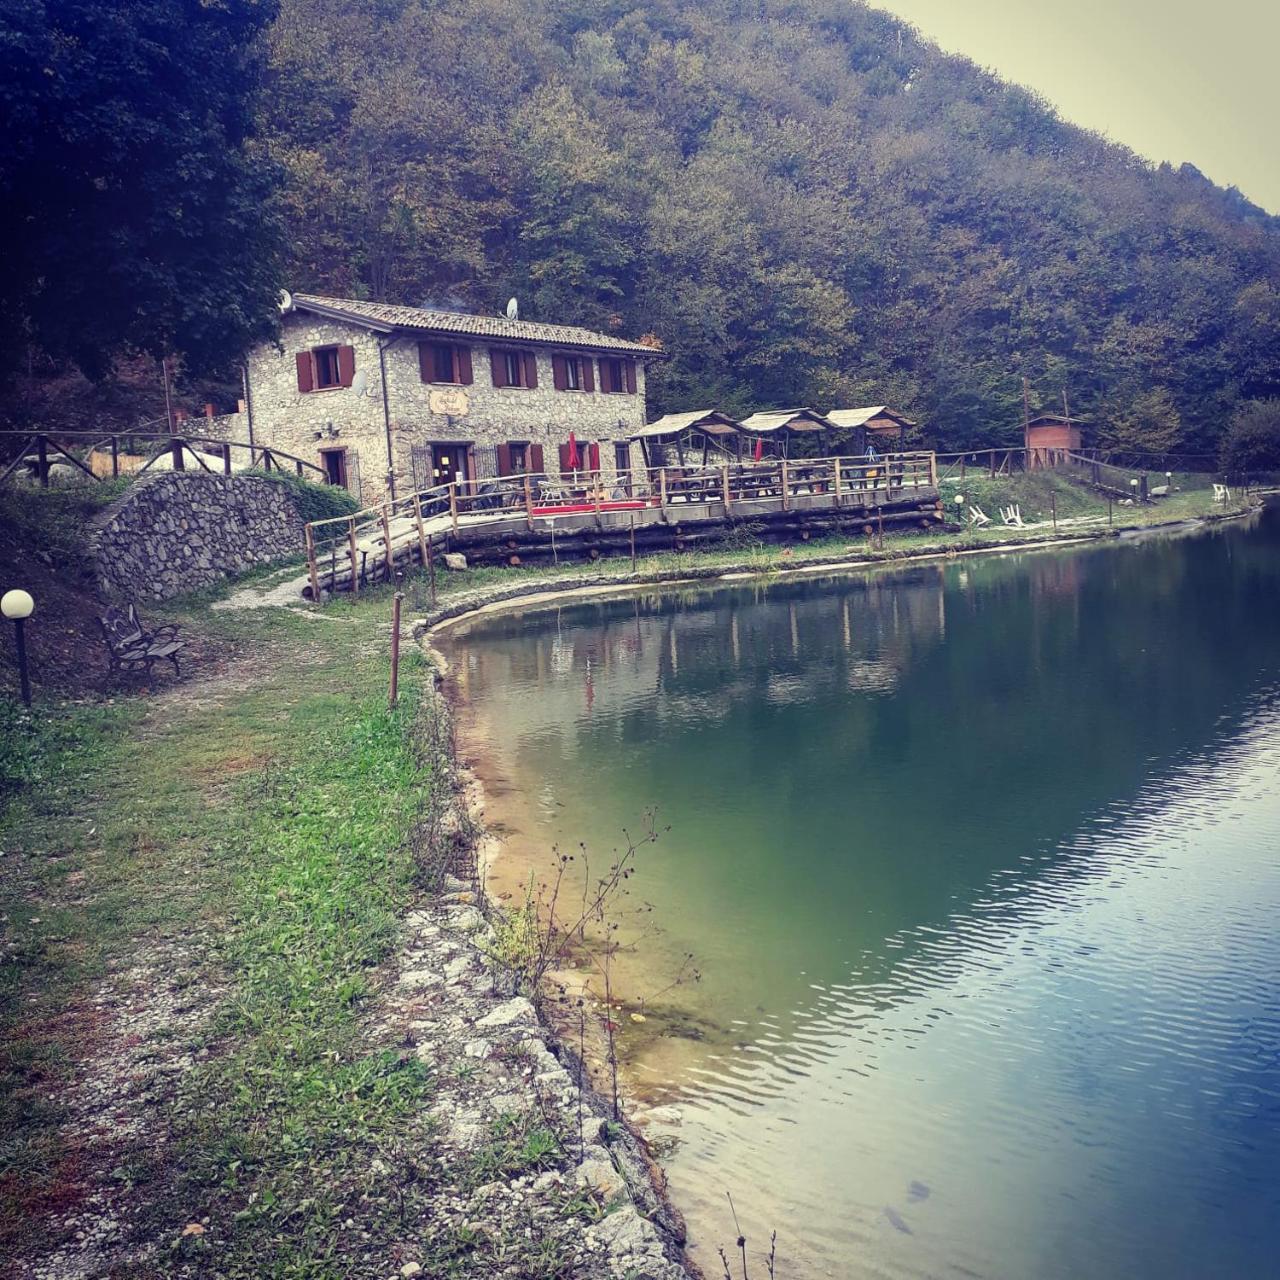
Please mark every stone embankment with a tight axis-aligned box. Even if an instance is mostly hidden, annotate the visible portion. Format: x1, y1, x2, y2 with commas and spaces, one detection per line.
394, 680, 693, 1279
89, 472, 302, 600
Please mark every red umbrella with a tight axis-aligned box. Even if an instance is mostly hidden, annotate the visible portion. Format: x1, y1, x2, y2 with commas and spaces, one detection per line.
753, 435, 764, 462
568, 431, 580, 470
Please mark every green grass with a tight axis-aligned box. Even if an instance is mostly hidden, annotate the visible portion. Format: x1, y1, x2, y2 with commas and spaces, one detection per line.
0, 592, 440, 1274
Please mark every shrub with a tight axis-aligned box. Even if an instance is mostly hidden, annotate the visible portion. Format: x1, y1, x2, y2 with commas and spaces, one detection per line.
247, 468, 359, 523
1219, 400, 1280, 475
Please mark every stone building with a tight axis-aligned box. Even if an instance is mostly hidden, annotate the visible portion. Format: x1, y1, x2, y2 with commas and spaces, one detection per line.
240, 293, 664, 506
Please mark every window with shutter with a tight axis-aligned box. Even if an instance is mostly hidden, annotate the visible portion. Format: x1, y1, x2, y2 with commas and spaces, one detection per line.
420, 342, 461, 383
493, 348, 534, 388
314, 346, 342, 389
624, 359, 636, 395
600, 358, 625, 394
295, 351, 314, 393
529, 443, 545, 475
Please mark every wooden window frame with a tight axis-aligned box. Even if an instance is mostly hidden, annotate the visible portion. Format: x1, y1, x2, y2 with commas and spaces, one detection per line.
600, 357, 635, 395
313, 346, 342, 390
491, 347, 538, 390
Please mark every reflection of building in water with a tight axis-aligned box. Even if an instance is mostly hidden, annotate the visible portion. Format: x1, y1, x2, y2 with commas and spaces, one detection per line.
446, 566, 950, 771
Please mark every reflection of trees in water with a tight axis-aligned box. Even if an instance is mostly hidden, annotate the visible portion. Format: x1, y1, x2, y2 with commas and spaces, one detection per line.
443, 514, 1280, 1099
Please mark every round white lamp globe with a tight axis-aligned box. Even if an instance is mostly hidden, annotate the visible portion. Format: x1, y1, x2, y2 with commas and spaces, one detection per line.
1, 589, 34, 620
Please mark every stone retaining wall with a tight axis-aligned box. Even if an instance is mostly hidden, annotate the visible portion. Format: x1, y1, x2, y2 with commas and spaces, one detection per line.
90, 472, 303, 601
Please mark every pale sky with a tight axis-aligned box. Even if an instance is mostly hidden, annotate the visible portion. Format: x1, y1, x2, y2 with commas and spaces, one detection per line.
875, 0, 1280, 213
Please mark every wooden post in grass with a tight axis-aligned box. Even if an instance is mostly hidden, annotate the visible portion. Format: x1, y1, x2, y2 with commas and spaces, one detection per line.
834, 457, 843, 505
722, 463, 731, 510
347, 517, 359, 594
524, 473, 534, 530
110, 436, 120, 478
1108, 495, 1113, 526
449, 482, 459, 535
630, 512, 637, 573
305, 523, 322, 604
389, 589, 404, 708
427, 533, 437, 605
781, 458, 790, 511
877, 503, 884, 550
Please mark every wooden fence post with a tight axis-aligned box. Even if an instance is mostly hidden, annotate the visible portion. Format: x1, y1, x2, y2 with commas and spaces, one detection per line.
449, 483, 459, 535
347, 517, 359, 594
412, 495, 428, 569
110, 436, 120, 479
380, 503, 394, 581
427, 534, 437, 605
37, 436, 49, 488
305, 523, 322, 604
781, 458, 790, 511
389, 590, 403, 709
659, 467, 668, 514
524, 473, 534, 530
833, 456, 842, 505
722, 463, 731, 510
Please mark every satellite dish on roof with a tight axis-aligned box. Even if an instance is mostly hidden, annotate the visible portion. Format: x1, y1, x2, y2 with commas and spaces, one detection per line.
278, 288, 294, 314
506, 296, 519, 320
351, 369, 368, 397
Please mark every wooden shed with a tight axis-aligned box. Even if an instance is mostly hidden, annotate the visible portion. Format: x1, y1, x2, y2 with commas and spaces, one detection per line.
1024, 414, 1087, 467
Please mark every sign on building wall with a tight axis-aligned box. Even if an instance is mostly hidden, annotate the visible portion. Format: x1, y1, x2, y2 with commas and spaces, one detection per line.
428, 387, 470, 417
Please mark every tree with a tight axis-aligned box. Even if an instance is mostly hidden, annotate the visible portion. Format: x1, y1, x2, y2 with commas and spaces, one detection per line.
1219, 400, 1280, 475
1104, 387, 1185, 455
0, 0, 284, 382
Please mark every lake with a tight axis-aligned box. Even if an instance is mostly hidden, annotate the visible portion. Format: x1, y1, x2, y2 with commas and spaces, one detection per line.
438, 508, 1280, 1279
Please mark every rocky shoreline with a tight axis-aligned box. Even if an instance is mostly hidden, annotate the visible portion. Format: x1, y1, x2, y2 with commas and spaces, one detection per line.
395, 676, 696, 1280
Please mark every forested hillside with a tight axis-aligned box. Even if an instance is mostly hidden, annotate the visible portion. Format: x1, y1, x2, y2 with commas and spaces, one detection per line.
259, 0, 1280, 451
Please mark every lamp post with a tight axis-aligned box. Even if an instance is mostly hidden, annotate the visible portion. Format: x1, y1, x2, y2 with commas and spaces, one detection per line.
954, 493, 965, 527
2, 589, 34, 707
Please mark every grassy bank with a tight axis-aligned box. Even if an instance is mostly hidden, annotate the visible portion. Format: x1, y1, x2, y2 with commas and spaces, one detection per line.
0, 590, 440, 1275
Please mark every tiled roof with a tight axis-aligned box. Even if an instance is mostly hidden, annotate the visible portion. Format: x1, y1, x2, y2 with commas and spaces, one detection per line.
291, 293, 664, 357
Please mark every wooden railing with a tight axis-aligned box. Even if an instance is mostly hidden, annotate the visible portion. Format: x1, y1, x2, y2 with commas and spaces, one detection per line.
0, 430, 328, 486
303, 451, 938, 599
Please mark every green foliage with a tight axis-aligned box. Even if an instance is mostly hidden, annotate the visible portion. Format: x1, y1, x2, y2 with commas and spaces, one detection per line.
262, 0, 1280, 453
480, 873, 541, 992
0, 0, 283, 381
247, 467, 359, 523
1219, 399, 1280, 474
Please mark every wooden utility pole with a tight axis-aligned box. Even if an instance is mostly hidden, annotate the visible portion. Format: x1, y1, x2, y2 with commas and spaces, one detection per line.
1022, 376, 1032, 453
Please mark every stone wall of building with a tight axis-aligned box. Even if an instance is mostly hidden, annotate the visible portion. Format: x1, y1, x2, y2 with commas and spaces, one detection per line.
245, 312, 653, 506
90, 472, 304, 601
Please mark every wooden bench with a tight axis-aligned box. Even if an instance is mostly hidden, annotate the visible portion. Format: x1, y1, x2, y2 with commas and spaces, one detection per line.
97, 603, 185, 676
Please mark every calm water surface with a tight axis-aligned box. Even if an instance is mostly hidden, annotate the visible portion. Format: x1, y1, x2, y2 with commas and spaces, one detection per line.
440, 509, 1280, 1279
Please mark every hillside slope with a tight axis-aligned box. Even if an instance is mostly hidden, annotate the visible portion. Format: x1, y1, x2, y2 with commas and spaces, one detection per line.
261, 0, 1280, 450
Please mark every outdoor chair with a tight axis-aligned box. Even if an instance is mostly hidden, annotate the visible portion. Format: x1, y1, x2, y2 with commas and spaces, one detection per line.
97, 603, 185, 676
968, 505, 992, 526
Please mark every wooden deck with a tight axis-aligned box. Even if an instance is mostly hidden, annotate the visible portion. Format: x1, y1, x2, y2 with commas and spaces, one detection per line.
304, 453, 942, 598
